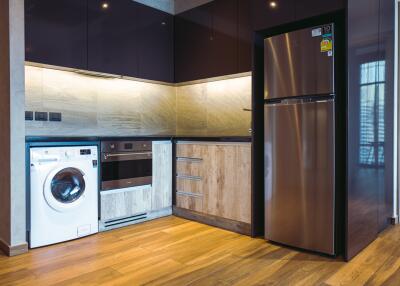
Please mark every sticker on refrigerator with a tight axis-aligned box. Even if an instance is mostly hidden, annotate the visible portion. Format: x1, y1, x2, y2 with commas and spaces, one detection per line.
320, 38, 332, 52
312, 27, 322, 37
327, 51, 333, 57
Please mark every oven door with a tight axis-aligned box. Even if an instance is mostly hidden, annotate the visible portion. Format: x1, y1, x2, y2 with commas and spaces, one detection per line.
101, 151, 152, 191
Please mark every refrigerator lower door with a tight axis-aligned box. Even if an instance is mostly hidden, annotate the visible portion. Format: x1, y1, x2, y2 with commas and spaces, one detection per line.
264, 99, 335, 255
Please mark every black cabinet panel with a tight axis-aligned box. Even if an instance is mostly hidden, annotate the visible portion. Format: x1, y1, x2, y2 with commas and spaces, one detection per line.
25, 0, 88, 69
208, 0, 238, 78
137, 5, 174, 82
295, 0, 345, 20
88, 0, 139, 77
175, 3, 213, 82
238, 0, 253, 73
346, 0, 394, 260
377, 0, 395, 232
175, 0, 251, 82
252, 0, 296, 31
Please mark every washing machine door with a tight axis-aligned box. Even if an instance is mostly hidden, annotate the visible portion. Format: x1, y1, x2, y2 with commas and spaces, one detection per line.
44, 166, 87, 212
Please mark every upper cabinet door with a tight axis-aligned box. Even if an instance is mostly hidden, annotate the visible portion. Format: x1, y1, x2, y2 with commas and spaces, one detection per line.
175, 3, 213, 82
252, 0, 296, 31
137, 4, 174, 83
238, 0, 253, 73
208, 0, 238, 78
295, 0, 345, 20
25, 0, 88, 69
88, 0, 139, 77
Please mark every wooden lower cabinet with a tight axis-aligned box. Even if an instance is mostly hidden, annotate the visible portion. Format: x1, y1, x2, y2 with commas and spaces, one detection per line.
152, 141, 173, 210
100, 185, 152, 221
175, 142, 252, 228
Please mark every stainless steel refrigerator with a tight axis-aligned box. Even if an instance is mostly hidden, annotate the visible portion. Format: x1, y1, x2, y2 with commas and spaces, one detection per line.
264, 24, 336, 255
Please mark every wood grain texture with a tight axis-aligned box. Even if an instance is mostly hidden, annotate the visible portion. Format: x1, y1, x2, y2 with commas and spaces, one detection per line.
202, 143, 252, 224
100, 186, 152, 221
176, 142, 251, 224
1, 216, 400, 285
151, 141, 173, 210
176, 194, 203, 213
176, 177, 203, 196
173, 206, 251, 235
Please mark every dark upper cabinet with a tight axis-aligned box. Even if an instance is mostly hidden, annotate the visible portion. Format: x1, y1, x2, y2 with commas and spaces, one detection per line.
175, 0, 252, 83
295, 0, 345, 20
25, 0, 88, 69
252, 0, 296, 31
137, 5, 174, 82
175, 3, 213, 82
208, 0, 238, 78
88, 0, 140, 77
238, 0, 253, 73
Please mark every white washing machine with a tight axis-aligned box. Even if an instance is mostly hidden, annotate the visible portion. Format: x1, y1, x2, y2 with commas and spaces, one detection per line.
30, 145, 99, 248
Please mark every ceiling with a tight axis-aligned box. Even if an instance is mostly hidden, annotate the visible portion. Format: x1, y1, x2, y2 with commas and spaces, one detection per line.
133, 0, 214, 15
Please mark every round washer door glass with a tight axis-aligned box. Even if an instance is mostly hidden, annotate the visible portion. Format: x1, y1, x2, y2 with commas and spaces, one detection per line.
51, 168, 85, 203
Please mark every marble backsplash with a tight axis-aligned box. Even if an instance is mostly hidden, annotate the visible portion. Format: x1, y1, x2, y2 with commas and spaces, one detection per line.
25, 65, 251, 137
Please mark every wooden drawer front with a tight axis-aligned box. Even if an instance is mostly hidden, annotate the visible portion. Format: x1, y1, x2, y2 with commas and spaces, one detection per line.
176, 193, 203, 213
176, 159, 204, 177
176, 177, 203, 195
176, 143, 207, 159
101, 186, 151, 221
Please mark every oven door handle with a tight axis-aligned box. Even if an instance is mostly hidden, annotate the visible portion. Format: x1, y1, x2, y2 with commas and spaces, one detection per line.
102, 152, 152, 162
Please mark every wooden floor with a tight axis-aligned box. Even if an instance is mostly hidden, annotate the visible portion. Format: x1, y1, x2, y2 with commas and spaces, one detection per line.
1, 216, 400, 286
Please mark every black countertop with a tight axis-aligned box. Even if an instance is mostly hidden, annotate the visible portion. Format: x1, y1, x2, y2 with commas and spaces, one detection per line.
25, 135, 252, 143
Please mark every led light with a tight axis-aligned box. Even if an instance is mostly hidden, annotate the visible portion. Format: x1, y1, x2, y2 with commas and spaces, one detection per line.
101, 2, 109, 9
269, 1, 277, 8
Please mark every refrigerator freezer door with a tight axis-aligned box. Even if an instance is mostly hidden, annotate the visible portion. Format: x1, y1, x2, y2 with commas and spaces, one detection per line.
264, 99, 335, 255
264, 24, 334, 99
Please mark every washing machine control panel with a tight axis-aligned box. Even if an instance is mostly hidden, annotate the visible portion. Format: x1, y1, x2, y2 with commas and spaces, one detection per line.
31, 146, 98, 163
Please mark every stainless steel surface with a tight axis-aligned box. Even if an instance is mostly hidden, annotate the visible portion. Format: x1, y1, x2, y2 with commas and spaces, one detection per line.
101, 141, 152, 153
102, 152, 152, 162
101, 177, 152, 191
100, 140, 153, 190
264, 24, 334, 99
264, 99, 335, 254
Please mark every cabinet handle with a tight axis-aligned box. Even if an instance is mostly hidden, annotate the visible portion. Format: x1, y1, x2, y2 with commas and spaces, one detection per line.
176, 175, 202, 181
176, 157, 203, 163
176, 191, 203, 198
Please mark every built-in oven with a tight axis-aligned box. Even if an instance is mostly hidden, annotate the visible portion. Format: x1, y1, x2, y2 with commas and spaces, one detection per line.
100, 141, 152, 191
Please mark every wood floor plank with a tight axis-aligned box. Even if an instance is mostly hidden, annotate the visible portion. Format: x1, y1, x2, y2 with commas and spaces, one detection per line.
1, 216, 400, 285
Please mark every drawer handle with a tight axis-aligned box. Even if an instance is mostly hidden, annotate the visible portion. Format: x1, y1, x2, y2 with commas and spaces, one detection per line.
176, 157, 203, 163
176, 175, 202, 181
176, 191, 203, 198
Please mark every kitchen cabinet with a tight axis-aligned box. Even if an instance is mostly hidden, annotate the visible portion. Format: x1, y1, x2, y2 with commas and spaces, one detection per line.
88, 0, 140, 77
295, 0, 345, 20
174, 3, 213, 82
252, 0, 296, 31
25, 0, 87, 69
100, 185, 152, 221
175, 142, 252, 226
175, 0, 252, 82
238, 0, 253, 73
151, 141, 173, 210
346, 0, 395, 260
89, 0, 174, 81
208, 0, 238, 78
137, 5, 174, 82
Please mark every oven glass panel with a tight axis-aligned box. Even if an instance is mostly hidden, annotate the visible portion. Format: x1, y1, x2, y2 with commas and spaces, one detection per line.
101, 159, 152, 182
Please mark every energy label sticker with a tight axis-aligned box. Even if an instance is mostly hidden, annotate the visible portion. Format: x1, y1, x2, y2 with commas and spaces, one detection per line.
320, 38, 332, 52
